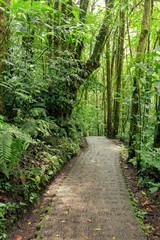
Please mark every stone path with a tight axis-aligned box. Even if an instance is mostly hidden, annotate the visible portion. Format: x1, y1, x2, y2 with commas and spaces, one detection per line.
34, 137, 146, 240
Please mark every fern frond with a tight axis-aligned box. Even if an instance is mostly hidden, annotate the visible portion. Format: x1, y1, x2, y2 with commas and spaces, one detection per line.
21, 119, 51, 137
28, 108, 47, 117
21, 119, 38, 137
2, 123, 36, 144
0, 132, 12, 163
0, 132, 12, 178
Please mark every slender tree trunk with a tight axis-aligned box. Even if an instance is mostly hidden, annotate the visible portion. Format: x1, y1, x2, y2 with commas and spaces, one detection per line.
96, 89, 100, 136
154, 96, 160, 147
154, 29, 160, 147
53, 0, 60, 56
102, 63, 107, 136
75, 0, 89, 60
85, 90, 88, 102
113, 1, 125, 137
106, 40, 112, 137
0, 0, 10, 114
129, 0, 151, 167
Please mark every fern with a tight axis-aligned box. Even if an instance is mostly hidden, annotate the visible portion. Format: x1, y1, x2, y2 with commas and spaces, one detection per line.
0, 133, 12, 178
0, 123, 36, 144
0, 122, 36, 178
21, 119, 51, 137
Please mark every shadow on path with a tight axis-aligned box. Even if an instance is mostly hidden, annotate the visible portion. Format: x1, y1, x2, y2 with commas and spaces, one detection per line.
34, 137, 146, 240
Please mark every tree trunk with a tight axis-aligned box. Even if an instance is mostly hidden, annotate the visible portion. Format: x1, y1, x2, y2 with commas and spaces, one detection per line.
53, 0, 60, 54
0, 0, 10, 114
113, 1, 125, 137
129, 0, 151, 166
154, 96, 160, 147
96, 89, 100, 136
102, 62, 107, 136
154, 29, 160, 147
50, 0, 115, 120
106, 40, 113, 137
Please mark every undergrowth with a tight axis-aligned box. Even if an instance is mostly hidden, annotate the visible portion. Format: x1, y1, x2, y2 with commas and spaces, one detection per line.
0, 116, 84, 239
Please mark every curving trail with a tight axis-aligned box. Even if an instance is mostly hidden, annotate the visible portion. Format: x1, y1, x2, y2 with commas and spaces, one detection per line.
35, 137, 146, 240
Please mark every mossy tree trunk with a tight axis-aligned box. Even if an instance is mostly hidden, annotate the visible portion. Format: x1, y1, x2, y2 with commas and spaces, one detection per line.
106, 40, 113, 138
154, 30, 160, 147
154, 96, 160, 147
52, 0, 115, 120
53, 0, 59, 53
113, 0, 125, 137
129, 0, 151, 168
0, 0, 10, 114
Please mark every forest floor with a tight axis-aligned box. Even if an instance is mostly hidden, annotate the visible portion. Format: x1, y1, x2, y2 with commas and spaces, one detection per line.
113, 139, 160, 240
8, 137, 159, 240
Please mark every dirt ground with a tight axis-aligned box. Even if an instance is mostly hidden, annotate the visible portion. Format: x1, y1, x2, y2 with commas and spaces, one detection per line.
8, 137, 159, 240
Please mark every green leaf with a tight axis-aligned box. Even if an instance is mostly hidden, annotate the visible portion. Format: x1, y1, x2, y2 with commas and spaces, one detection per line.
0, 0, 10, 9
38, 209, 44, 215
150, 187, 158, 194
0, 6, 9, 16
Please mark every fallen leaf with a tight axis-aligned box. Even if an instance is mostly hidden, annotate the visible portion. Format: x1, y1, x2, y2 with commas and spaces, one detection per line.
64, 204, 70, 207
45, 207, 50, 212
142, 200, 150, 206
38, 209, 44, 215
15, 236, 22, 240
32, 209, 38, 214
113, 237, 116, 239
91, 180, 95, 183
28, 222, 31, 225
60, 220, 66, 223
87, 219, 92, 223
80, 233, 89, 239
55, 234, 60, 237
94, 228, 101, 231
146, 207, 152, 212
92, 233, 96, 237
40, 206, 44, 208
141, 191, 146, 195
65, 211, 69, 215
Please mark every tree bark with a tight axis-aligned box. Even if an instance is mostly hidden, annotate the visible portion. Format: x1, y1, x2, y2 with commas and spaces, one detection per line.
96, 89, 100, 136
75, 0, 90, 60
50, 0, 115, 120
106, 40, 113, 137
113, 0, 125, 137
154, 96, 160, 147
129, 0, 151, 166
0, 0, 10, 114
154, 29, 160, 147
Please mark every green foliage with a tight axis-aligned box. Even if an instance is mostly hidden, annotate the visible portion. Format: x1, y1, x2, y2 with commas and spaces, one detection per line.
141, 148, 160, 173
0, 116, 84, 238
0, 118, 36, 178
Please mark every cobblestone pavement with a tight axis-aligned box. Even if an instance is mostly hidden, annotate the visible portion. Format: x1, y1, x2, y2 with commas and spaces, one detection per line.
34, 137, 146, 240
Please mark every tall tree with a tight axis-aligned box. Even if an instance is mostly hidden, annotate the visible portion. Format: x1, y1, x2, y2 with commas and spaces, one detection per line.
129, 0, 151, 166
0, 0, 10, 114
113, 0, 125, 137
106, 40, 113, 137
50, 0, 115, 119
154, 30, 160, 147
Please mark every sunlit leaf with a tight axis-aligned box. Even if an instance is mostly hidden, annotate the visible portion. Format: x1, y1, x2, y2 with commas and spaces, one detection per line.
80, 233, 89, 239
